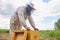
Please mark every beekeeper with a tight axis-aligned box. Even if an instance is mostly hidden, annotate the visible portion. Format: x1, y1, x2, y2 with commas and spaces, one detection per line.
10, 3, 38, 39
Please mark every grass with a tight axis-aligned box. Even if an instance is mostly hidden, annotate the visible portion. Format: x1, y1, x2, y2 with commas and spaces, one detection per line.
0, 29, 60, 40
40, 30, 60, 40
0, 29, 9, 40
0, 29, 9, 34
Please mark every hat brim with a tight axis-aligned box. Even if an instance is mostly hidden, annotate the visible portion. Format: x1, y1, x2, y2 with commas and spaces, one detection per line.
32, 7, 36, 10
33, 8, 36, 10
30, 6, 36, 10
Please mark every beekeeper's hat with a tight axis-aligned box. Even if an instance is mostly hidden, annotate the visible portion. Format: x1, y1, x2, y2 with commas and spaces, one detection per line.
27, 3, 36, 10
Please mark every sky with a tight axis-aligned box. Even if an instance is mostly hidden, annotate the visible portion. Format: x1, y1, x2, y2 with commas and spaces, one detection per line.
0, 0, 60, 30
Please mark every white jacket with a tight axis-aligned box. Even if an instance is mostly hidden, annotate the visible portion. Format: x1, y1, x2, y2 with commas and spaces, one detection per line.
10, 6, 35, 30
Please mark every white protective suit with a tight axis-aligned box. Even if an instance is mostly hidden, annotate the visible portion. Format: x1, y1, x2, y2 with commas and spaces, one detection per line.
10, 5, 36, 40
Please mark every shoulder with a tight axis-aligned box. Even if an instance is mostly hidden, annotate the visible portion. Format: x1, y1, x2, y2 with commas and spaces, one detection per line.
17, 6, 26, 10
16, 6, 26, 13
14, 6, 26, 14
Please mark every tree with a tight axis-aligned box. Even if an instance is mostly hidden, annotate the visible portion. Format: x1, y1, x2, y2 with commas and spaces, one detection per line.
55, 18, 60, 30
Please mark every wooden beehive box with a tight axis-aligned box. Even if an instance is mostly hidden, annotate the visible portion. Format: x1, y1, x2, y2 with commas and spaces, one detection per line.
11, 30, 40, 40
11, 30, 27, 40
27, 30, 40, 40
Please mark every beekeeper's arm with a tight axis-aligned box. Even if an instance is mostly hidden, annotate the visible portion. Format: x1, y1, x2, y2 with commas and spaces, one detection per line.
18, 10, 30, 30
27, 15, 38, 30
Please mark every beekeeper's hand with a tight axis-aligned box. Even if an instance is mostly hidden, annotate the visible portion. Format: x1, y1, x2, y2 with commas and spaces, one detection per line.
25, 27, 30, 30
34, 27, 39, 30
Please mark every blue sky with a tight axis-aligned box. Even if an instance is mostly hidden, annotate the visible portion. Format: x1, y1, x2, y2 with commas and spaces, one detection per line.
41, 15, 60, 24
0, 0, 60, 30
43, 0, 51, 3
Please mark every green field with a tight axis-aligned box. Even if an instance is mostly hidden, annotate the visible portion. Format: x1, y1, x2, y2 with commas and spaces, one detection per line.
40, 30, 60, 40
0, 29, 60, 40
0, 29, 9, 34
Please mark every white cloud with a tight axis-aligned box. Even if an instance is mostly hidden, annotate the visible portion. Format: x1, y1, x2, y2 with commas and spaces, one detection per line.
7, 0, 29, 9
0, 15, 10, 29
48, 0, 60, 14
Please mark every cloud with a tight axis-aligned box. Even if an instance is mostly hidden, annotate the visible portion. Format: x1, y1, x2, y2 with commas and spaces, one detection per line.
0, 15, 10, 29
0, 0, 14, 16
8, 0, 29, 8
48, 0, 60, 13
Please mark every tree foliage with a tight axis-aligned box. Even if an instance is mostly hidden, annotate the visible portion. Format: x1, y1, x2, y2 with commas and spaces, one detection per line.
55, 18, 60, 30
